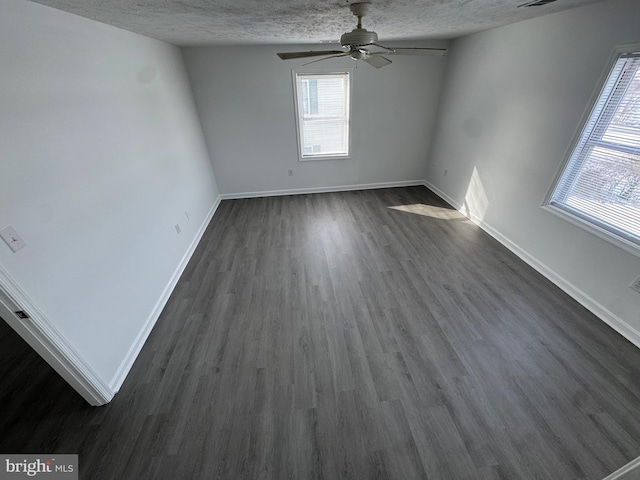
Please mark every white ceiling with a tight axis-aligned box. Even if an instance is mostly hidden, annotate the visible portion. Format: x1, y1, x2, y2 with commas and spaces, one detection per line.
27, 0, 602, 46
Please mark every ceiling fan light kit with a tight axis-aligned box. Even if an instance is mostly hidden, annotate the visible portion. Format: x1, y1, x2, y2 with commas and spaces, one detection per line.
276, 2, 447, 69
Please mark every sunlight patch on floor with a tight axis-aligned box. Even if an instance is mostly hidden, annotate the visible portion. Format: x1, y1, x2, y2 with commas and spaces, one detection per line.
388, 204, 460, 220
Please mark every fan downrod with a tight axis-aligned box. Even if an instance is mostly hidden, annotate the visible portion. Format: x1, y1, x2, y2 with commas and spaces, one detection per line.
349, 2, 370, 28
341, 2, 377, 47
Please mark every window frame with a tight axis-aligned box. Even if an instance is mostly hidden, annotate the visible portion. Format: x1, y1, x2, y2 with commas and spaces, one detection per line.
543, 43, 640, 258
291, 69, 353, 162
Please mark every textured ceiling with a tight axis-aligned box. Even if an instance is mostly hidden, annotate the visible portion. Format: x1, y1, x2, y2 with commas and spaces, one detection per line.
27, 0, 602, 46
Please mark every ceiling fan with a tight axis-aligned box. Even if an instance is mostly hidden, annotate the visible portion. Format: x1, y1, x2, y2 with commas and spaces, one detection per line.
277, 2, 447, 69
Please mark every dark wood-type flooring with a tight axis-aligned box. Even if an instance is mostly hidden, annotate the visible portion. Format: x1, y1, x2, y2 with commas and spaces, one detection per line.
2, 186, 640, 479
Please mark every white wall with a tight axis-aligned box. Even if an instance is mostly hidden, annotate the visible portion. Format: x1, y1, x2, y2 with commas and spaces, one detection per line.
425, 0, 640, 344
182, 43, 449, 196
0, 0, 219, 391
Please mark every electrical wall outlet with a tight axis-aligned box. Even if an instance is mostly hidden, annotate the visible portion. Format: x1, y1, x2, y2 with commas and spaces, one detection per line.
630, 276, 640, 294
0, 226, 27, 252
288, 169, 293, 176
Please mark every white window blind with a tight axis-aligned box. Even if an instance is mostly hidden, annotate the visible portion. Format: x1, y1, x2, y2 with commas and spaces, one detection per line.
293, 72, 350, 160
548, 52, 640, 251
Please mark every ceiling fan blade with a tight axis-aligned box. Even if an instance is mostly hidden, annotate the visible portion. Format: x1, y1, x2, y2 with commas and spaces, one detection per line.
302, 53, 350, 66
363, 54, 392, 69
371, 44, 448, 56
277, 50, 344, 60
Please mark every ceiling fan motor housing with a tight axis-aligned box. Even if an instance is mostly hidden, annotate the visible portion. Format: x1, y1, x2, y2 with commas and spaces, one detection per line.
340, 28, 378, 47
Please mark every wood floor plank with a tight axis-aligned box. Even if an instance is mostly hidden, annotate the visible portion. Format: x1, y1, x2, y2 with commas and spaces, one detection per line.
1, 186, 640, 479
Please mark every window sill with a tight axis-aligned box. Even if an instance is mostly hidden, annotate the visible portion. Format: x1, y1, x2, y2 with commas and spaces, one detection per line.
299, 154, 351, 162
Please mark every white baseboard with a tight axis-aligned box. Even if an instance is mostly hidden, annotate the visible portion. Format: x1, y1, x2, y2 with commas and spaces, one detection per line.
108, 195, 222, 393
0, 266, 113, 406
603, 456, 640, 479
219, 180, 424, 200
423, 180, 640, 351
422, 180, 461, 214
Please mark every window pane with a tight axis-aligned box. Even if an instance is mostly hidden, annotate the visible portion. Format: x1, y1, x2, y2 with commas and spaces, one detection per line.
295, 73, 350, 159
559, 147, 640, 238
548, 53, 640, 249
309, 79, 318, 115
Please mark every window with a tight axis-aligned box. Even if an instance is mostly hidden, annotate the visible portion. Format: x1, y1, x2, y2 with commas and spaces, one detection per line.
546, 49, 640, 254
293, 71, 351, 160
